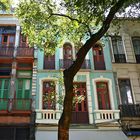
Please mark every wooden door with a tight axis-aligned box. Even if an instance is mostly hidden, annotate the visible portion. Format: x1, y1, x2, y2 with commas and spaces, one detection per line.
93, 47, 105, 70
96, 82, 111, 109
71, 82, 89, 124
42, 81, 56, 110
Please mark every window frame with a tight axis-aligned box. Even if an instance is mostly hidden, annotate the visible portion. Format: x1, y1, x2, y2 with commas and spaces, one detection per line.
16, 78, 31, 99
131, 36, 140, 63
96, 81, 111, 110
118, 78, 134, 105
111, 36, 126, 63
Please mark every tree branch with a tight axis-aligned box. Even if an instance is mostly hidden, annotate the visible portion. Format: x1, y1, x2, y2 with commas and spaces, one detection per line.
50, 13, 92, 36
65, 0, 127, 77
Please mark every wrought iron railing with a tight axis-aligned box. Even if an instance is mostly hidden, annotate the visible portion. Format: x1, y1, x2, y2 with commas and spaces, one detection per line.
59, 59, 91, 69
114, 54, 126, 63
44, 60, 55, 69
135, 55, 140, 63
81, 60, 91, 69
119, 104, 140, 117
16, 47, 34, 57
0, 98, 32, 112
0, 47, 14, 57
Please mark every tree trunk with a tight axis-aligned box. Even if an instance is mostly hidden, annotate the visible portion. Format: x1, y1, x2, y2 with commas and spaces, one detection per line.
58, 70, 74, 140
57, 0, 126, 139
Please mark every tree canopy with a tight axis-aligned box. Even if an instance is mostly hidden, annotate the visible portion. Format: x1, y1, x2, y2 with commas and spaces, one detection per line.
0, 0, 11, 10
16, 0, 139, 54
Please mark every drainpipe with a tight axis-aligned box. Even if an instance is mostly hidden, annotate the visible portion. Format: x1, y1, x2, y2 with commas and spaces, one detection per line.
8, 25, 20, 112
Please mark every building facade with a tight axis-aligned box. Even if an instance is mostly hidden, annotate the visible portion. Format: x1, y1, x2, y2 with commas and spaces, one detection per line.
108, 19, 140, 140
35, 39, 124, 139
1, 12, 139, 140
0, 12, 36, 140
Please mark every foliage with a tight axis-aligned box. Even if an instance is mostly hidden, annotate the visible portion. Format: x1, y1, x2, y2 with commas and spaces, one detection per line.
16, 0, 139, 55
0, 0, 11, 10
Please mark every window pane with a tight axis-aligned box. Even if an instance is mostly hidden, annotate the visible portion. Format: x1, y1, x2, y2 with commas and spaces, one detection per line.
0, 80, 2, 89
25, 80, 30, 90
4, 80, 9, 89
43, 81, 55, 109
118, 79, 133, 104
9, 36, 15, 43
3, 36, 8, 42
17, 90, 22, 98
18, 80, 23, 89
132, 37, 140, 55
25, 90, 30, 98
96, 82, 111, 109
111, 36, 124, 54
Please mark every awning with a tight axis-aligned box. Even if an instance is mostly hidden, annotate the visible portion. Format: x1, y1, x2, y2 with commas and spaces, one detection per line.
36, 129, 128, 140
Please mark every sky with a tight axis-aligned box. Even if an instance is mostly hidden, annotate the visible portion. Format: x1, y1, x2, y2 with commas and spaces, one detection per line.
13, 0, 19, 6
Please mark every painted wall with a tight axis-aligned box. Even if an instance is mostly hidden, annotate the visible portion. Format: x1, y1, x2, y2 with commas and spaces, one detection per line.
109, 20, 140, 104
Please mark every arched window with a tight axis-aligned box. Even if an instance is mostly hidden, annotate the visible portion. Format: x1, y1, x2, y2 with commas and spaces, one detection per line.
93, 43, 105, 70
96, 81, 111, 109
62, 42, 73, 69
63, 42, 73, 59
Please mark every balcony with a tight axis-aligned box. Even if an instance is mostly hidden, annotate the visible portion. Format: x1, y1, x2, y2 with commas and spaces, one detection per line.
60, 59, 91, 69
135, 55, 140, 63
114, 54, 126, 63
59, 59, 73, 69
81, 60, 91, 69
36, 109, 61, 124
0, 47, 14, 57
94, 110, 120, 123
119, 104, 140, 118
44, 60, 55, 69
0, 98, 32, 113
16, 47, 34, 57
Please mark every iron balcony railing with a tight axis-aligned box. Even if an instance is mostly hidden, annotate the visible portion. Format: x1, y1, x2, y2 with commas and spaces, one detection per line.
59, 59, 91, 69
135, 55, 140, 63
0, 98, 32, 112
16, 47, 34, 57
119, 104, 140, 117
0, 47, 14, 57
44, 60, 55, 69
114, 54, 126, 63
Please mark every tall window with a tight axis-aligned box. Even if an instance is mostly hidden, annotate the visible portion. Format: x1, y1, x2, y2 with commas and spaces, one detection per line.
111, 36, 126, 63
96, 82, 111, 109
118, 79, 134, 104
42, 81, 56, 110
44, 55, 55, 69
63, 43, 73, 59
0, 34, 15, 47
0, 79, 10, 98
93, 44, 105, 70
132, 37, 140, 63
17, 79, 31, 99
0, 26, 16, 47
20, 34, 28, 47
62, 42, 73, 69
72, 82, 89, 124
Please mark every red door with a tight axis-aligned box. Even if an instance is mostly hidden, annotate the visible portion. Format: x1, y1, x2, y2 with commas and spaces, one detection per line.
71, 82, 89, 124
96, 82, 111, 109
42, 81, 55, 109
93, 47, 105, 70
